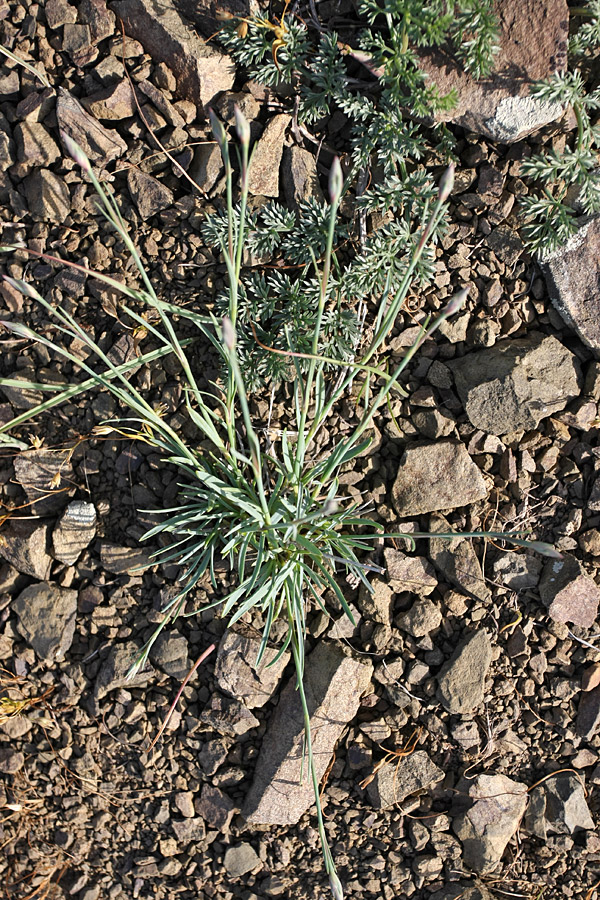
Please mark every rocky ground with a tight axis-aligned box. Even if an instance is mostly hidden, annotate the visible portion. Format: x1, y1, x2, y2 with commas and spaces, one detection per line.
0, 1, 599, 899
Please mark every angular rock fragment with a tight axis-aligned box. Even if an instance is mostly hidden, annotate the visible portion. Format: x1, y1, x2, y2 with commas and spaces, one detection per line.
94, 641, 154, 699
14, 122, 61, 167
223, 843, 261, 878
190, 142, 223, 193
540, 215, 600, 353
52, 500, 97, 565
197, 783, 235, 831
452, 774, 528, 873
243, 642, 372, 825
149, 630, 190, 679
57, 87, 127, 167
13, 582, 77, 661
100, 542, 152, 575
200, 694, 259, 737
214, 624, 289, 708
0, 372, 42, 410
82, 80, 137, 120
524, 773, 594, 838
437, 630, 493, 715
492, 552, 542, 590
577, 685, 600, 740
539, 554, 600, 628
418, 0, 568, 142
429, 514, 491, 602
127, 168, 174, 218
384, 548, 437, 595
247, 114, 290, 197
366, 750, 444, 809
14, 449, 74, 516
392, 440, 487, 517
448, 333, 581, 436
283, 145, 324, 208
0, 520, 53, 580
24, 169, 71, 223
397, 597, 442, 638
111, 0, 235, 109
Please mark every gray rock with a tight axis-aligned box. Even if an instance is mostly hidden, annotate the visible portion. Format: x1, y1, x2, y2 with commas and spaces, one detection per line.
196, 783, 234, 831
397, 597, 442, 637
282, 146, 324, 208
384, 549, 437, 595
392, 440, 488, 516
127, 168, 174, 218
111, 0, 235, 109
452, 774, 528, 873
448, 332, 581, 435
492, 552, 542, 590
14, 122, 61, 167
243, 642, 373, 825
524, 773, 594, 838
14, 449, 75, 516
149, 630, 190, 679
80, 0, 116, 42
437, 630, 493, 715
448, 332, 581, 436
214, 624, 289, 708
46, 0, 78, 28
52, 500, 97, 565
0, 748, 25, 774
171, 817, 205, 844
429, 514, 491, 602
577, 685, 600, 740
366, 750, 444, 809
200, 694, 259, 737
223, 843, 261, 878
23, 169, 71, 223
82, 80, 137, 120
13, 582, 77, 661
358, 578, 394, 625
539, 554, 600, 628
57, 87, 127, 167
540, 215, 600, 352
417, 0, 568, 142
0, 371, 42, 410
247, 114, 290, 197
94, 641, 154, 700
0, 520, 53, 580
100, 542, 152, 574
190, 142, 223, 193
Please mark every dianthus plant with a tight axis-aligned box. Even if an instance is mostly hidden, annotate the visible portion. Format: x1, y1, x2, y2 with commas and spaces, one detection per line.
0, 112, 557, 899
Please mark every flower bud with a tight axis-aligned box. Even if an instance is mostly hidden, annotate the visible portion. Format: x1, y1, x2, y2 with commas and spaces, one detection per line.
329, 157, 343, 205
234, 105, 251, 148
438, 163, 455, 202
221, 316, 237, 351
208, 108, 227, 151
61, 132, 92, 173
329, 873, 344, 900
443, 286, 468, 317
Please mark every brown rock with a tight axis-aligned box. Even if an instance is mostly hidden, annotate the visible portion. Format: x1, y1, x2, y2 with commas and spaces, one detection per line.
14, 448, 74, 515
247, 114, 290, 197
52, 501, 97, 565
418, 0, 568, 142
392, 440, 488, 516
13, 582, 77, 661
582, 663, 600, 693
577, 686, 600, 740
127, 168, 174, 218
539, 554, 600, 628
540, 214, 600, 353
0, 520, 53, 580
14, 122, 61, 167
453, 774, 528, 873
366, 750, 444, 809
57, 87, 127, 167
242, 642, 372, 825
24, 169, 71, 223
82, 80, 137, 120
214, 624, 289, 708
100, 543, 152, 574
110, 0, 235, 109
282, 145, 324, 208
383, 548, 437, 595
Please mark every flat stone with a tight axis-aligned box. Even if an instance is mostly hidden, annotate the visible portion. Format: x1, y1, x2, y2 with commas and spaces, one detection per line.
492, 552, 542, 590
52, 500, 97, 565
577, 685, 600, 740
429, 514, 491, 603
366, 750, 444, 809
111, 0, 235, 109
23, 168, 71, 223
437, 630, 493, 714
448, 332, 581, 436
127, 168, 174, 218
418, 0, 568, 142
0, 370, 42, 409
79, 0, 115, 43
582, 663, 600, 692
223, 843, 261, 878
540, 215, 600, 351
199, 694, 259, 737
171, 817, 205, 844
14, 448, 75, 516
82, 80, 137, 120
384, 549, 437, 595
57, 87, 128, 168
13, 582, 77, 661
0, 748, 25, 774
196, 783, 235, 831
45, 0, 77, 28
214, 624, 289, 709
247, 114, 291, 197
282, 145, 324, 208
100, 542, 152, 575
392, 440, 487, 516
190, 142, 223, 193
358, 578, 394, 625
397, 597, 442, 638
149, 630, 190, 679
539, 554, 600, 628
452, 774, 528, 873
524, 773, 594, 838
14, 122, 61, 167
243, 642, 373, 825
94, 641, 154, 700
0, 520, 53, 580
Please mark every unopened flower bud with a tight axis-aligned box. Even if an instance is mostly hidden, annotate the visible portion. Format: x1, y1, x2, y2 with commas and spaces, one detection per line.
329, 157, 343, 205
62, 132, 92, 173
444, 286, 469, 317
329, 873, 344, 900
208, 108, 227, 150
438, 163, 455, 202
221, 316, 237, 351
234, 106, 251, 148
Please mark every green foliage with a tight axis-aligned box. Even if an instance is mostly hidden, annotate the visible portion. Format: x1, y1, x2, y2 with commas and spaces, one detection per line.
520, 68, 600, 256
569, 0, 600, 57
